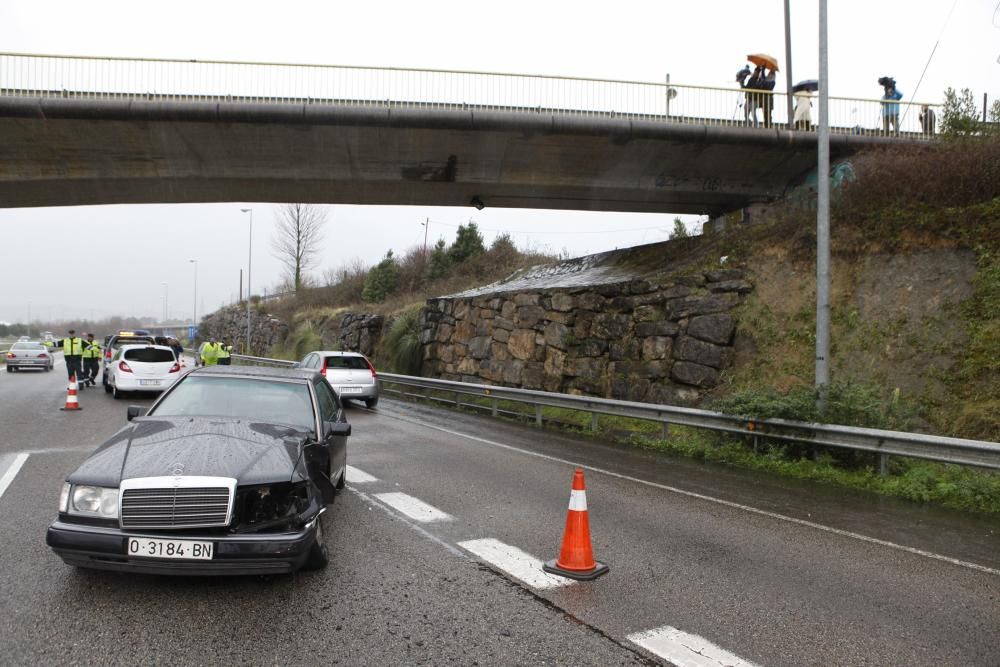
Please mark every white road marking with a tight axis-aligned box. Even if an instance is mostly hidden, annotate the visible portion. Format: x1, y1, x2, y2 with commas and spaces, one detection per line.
628, 626, 760, 667
346, 465, 378, 483
380, 411, 1000, 577
0, 453, 29, 501
373, 492, 452, 523
349, 487, 465, 557
459, 538, 574, 590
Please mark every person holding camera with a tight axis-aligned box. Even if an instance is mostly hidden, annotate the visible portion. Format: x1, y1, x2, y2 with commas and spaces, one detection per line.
879, 77, 903, 136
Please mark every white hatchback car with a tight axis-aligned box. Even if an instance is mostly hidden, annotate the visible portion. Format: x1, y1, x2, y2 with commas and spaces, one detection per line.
298, 350, 379, 408
106, 344, 182, 399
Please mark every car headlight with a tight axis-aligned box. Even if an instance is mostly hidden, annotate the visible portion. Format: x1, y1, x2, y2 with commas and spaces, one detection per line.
66, 484, 119, 519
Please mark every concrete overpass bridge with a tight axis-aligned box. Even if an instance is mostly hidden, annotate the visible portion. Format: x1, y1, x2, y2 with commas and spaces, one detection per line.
0, 53, 933, 215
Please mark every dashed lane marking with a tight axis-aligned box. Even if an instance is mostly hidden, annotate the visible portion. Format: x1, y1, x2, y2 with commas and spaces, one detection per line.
458, 538, 574, 590
0, 453, 29, 501
346, 465, 378, 483
378, 410, 1000, 578
373, 492, 452, 523
627, 626, 760, 667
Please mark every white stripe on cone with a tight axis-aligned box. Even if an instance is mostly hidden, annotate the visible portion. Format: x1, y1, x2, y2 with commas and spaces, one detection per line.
568, 489, 587, 512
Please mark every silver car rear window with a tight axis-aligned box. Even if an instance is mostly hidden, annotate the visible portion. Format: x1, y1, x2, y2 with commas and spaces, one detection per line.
11, 343, 44, 350
325, 356, 369, 370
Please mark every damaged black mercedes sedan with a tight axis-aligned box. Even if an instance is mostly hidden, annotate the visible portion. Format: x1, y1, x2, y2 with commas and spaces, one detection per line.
46, 365, 349, 575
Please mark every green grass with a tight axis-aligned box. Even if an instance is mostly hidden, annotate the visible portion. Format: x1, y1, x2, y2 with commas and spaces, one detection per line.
382, 382, 1000, 515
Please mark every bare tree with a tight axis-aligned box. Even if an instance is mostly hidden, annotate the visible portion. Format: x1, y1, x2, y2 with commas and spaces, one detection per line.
272, 204, 328, 292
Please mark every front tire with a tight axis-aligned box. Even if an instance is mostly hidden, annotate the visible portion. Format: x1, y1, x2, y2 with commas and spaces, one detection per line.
302, 520, 330, 571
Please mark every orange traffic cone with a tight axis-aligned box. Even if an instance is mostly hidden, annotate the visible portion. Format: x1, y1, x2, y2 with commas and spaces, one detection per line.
543, 468, 608, 580
60, 374, 82, 411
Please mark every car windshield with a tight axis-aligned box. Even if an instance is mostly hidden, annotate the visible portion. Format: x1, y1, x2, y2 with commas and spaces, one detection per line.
113, 336, 154, 348
325, 356, 369, 370
123, 347, 175, 363
152, 376, 316, 431
11, 343, 44, 350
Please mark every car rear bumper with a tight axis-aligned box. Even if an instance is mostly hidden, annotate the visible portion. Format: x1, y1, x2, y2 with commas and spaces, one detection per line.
330, 384, 378, 400
114, 375, 179, 391
46, 518, 319, 576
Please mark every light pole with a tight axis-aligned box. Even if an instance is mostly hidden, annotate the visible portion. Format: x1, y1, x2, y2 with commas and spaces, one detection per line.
188, 259, 198, 340
240, 208, 253, 354
161, 282, 168, 323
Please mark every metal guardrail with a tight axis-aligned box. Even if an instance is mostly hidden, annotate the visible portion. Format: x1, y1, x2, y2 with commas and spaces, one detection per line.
230, 354, 1000, 470
0, 52, 939, 139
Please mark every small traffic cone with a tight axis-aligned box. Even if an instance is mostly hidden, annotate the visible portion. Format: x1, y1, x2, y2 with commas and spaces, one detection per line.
60, 374, 82, 411
543, 468, 608, 581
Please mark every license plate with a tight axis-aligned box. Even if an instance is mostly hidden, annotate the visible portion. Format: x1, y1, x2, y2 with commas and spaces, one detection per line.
339, 386, 362, 394
127, 537, 213, 560
139, 379, 161, 386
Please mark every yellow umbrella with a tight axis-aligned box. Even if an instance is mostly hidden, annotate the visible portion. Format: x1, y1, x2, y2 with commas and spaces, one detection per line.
747, 53, 779, 71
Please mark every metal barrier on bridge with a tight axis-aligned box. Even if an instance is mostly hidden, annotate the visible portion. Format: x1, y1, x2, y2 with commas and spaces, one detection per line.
0, 52, 940, 140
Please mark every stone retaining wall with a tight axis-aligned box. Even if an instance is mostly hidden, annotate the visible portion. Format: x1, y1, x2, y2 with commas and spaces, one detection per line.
419, 269, 751, 405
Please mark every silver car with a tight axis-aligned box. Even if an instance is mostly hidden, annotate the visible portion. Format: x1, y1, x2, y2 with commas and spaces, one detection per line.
5, 342, 54, 372
298, 351, 378, 408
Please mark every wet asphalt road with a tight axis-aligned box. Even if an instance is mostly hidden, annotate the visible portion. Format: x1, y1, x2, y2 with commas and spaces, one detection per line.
1, 360, 998, 666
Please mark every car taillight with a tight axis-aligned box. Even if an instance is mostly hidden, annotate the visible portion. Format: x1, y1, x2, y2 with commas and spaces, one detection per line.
37, 353, 48, 358
118, 361, 133, 373
168, 363, 180, 373
5, 352, 14, 359
366, 358, 377, 379
321, 360, 327, 376
105, 350, 111, 359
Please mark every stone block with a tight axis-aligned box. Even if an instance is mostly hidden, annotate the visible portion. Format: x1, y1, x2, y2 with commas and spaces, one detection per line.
673, 275, 706, 288
521, 363, 544, 390
494, 317, 515, 331
665, 294, 738, 320
515, 305, 546, 329
456, 356, 478, 375
591, 313, 631, 339
646, 383, 701, 406
419, 327, 437, 345
576, 292, 605, 311
513, 293, 540, 306
609, 339, 639, 361
634, 305, 665, 322
502, 360, 525, 384
609, 296, 635, 311
635, 321, 680, 337
577, 338, 608, 357
544, 310, 573, 324
479, 308, 496, 320
468, 336, 492, 359
708, 280, 753, 294
476, 321, 492, 337
687, 314, 735, 345
673, 335, 724, 368
596, 283, 628, 298
453, 321, 476, 343
671, 361, 721, 387
629, 279, 654, 294
492, 328, 510, 343
544, 322, 570, 349
550, 293, 575, 312
508, 329, 536, 361
435, 323, 453, 343
453, 301, 471, 320
642, 336, 673, 360
500, 301, 516, 319
490, 342, 512, 361
571, 357, 607, 380
544, 348, 568, 376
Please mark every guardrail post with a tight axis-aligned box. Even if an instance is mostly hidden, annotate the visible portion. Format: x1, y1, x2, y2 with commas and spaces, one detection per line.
535, 404, 543, 427
455, 391, 461, 408
661, 422, 669, 440
491, 398, 498, 417
879, 454, 889, 476
591, 412, 599, 432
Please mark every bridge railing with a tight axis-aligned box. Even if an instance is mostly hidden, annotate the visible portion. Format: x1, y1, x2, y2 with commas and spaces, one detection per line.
228, 354, 1000, 471
0, 52, 939, 139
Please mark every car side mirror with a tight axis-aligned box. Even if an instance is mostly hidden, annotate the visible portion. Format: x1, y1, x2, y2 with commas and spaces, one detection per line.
126, 405, 148, 422
324, 421, 351, 438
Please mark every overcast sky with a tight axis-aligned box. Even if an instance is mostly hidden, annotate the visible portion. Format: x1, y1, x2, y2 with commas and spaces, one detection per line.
0, 0, 996, 324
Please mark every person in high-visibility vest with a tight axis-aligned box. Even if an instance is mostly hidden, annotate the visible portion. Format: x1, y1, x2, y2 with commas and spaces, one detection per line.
200, 339, 220, 366
217, 340, 233, 366
51, 329, 85, 384
80, 332, 103, 387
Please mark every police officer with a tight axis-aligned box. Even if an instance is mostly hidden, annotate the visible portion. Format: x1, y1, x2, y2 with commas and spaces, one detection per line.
81, 333, 102, 387
51, 329, 85, 385
217, 340, 233, 365
200, 338, 220, 366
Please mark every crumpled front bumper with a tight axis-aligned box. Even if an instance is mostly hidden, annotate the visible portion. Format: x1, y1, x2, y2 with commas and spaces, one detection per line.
46, 517, 320, 576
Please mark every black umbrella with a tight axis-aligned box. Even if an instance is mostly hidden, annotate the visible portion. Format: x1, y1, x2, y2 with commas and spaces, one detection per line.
792, 79, 819, 93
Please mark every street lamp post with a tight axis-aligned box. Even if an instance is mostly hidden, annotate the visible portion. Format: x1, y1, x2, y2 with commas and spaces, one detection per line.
240, 208, 253, 354
161, 282, 168, 323
188, 259, 198, 340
